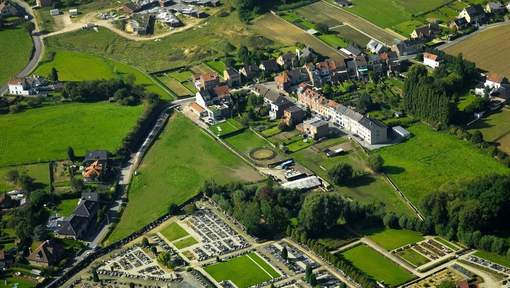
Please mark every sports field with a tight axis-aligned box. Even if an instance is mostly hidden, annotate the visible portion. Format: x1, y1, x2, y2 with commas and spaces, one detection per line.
341, 244, 415, 287
366, 228, 424, 251
346, 0, 450, 35
469, 108, 510, 154
0, 163, 50, 193
0, 26, 33, 85
251, 13, 345, 61
0, 102, 144, 167
444, 25, 510, 79
204, 252, 280, 288
295, 1, 402, 45
34, 49, 172, 99
377, 124, 510, 208
107, 114, 262, 243
292, 139, 414, 216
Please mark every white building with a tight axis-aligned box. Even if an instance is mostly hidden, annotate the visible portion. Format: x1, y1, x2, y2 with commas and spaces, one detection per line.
423, 52, 440, 69
8, 78, 30, 96
485, 72, 505, 89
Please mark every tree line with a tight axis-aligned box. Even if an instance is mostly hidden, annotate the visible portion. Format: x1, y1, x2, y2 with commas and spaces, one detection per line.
63, 78, 151, 105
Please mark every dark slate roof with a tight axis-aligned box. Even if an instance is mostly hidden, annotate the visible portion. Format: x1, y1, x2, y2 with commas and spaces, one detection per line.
264, 90, 281, 103
84, 151, 108, 162
273, 96, 293, 107
261, 60, 280, 71
285, 105, 303, 113
358, 117, 387, 131
81, 192, 99, 202
74, 200, 98, 218
56, 215, 89, 238
346, 45, 362, 56
465, 4, 485, 16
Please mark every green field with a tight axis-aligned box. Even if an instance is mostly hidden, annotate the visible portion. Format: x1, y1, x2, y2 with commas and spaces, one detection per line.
157, 74, 193, 97
173, 236, 199, 249
206, 61, 226, 75
318, 34, 348, 49
0, 26, 33, 86
397, 248, 429, 267
56, 198, 79, 217
224, 129, 271, 155
341, 244, 415, 287
366, 228, 424, 251
0, 102, 144, 167
0, 163, 49, 193
377, 124, 510, 207
205, 252, 279, 288
330, 25, 371, 47
209, 119, 245, 137
347, 0, 450, 35
160, 222, 189, 242
474, 250, 510, 268
469, 108, 510, 154
0, 276, 36, 288
107, 114, 262, 243
292, 139, 414, 216
34, 49, 172, 99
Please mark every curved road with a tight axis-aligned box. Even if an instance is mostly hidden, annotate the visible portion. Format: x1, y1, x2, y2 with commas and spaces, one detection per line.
0, 0, 44, 95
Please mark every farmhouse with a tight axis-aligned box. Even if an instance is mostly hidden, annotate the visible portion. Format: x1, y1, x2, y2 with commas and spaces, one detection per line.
27, 240, 64, 267
485, 72, 506, 89
423, 52, 441, 69
485, 2, 505, 14
223, 67, 241, 88
7, 75, 48, 96
459, 4, 486, 24
52, 192, 99, 240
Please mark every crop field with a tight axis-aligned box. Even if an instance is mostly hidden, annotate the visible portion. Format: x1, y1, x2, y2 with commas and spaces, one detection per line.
341, 244, 415, 286
377, 124, 510, 208
396, 248, 429, 267
292, 139, 414, 216
0, 102, 144, 167
251, 13, 345, 61
157, 74, 193, 98
159, 222, 189, 242
469, 108, 510, 154
204, 252, 279, 288
295, 2, 402, 45
365, 228, 424, 251
107, 114, 262, 243
0, 26, 33, 86
34, 49, 172, 99
444, 25, 510, 79
0, 163, 50, 193
346, 0, 450, 35
330, 25, 371, 47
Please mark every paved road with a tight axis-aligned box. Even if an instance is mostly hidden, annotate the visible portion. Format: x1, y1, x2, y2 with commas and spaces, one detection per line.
0, 0, 44, 95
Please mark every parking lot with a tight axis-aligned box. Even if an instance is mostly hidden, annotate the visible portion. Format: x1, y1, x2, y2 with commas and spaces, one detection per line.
465, 254, 510, 276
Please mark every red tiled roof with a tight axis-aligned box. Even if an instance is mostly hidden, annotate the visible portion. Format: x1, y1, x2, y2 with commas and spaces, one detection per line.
200, 73, 218, 82
190, 102, 205, 113
213, 85, 230, 97
487, 72, 504, 83
424, 52, 438, 61
8, 78, 23, 85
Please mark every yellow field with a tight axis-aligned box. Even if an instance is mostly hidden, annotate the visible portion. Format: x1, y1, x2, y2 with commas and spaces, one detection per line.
251, 13, 345, 61
444, 25, 510, 78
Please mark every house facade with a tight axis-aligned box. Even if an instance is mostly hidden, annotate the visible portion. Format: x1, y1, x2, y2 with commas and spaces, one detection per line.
423, 52, 441, 69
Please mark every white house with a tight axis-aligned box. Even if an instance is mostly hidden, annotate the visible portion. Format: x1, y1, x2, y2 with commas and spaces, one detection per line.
459, 4, 486, 23
423, 52, 441, 69
485, 72, 505, 89
8, 79, 30, 96
366, 39, 385, 54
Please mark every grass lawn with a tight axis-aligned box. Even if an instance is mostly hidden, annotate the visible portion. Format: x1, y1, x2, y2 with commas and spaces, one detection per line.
56, 198, 79, 217
173, 236, 199, 249
205, 252, 279, 288
469, 108, 510, 154
0, 276, 36, 288
285, 136, 314, 152
318, 34, 348, 49
209, 118, 245, 137
206, 61, 226, 75
168, 70, 194, 82
157, 74, 193, 97
34, 49, 172, 99
224, 129, 271, 155
341, 244, 415, 287
474, 250, 510, 268
0, 163, 49, 193
0, 102, 144, 167
444, 25, 510, 79
106, 114, 262, 243
0, 26, 33, 86
292, 139, 414, 216
159, 222, 189, 242
377, 124, 510, 207
397, 248, 429, 267
366, 228, 424, 250
260, 126, 281, 137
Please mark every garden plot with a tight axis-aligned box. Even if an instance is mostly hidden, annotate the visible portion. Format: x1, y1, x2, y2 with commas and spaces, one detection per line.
393, 238, 459, 268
